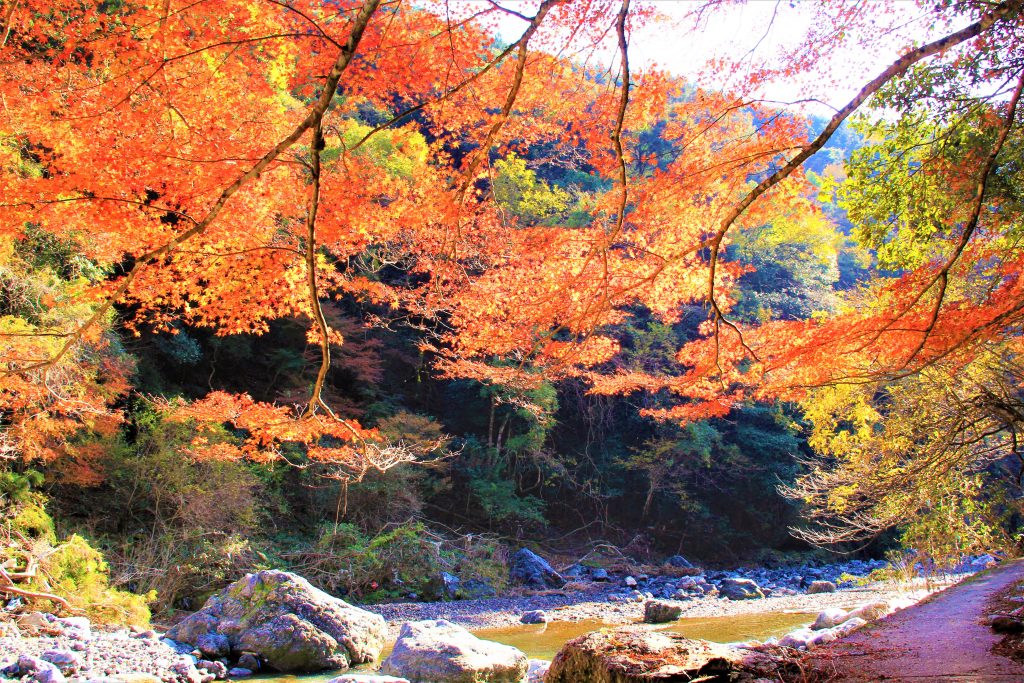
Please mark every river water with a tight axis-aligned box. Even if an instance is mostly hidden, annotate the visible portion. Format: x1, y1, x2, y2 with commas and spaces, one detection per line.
253, 610, 813, 682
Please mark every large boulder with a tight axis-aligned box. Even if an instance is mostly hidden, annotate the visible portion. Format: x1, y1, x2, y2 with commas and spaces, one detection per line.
165, 570, 387, 673
546, 626, 779, 683
508, 548, 565, 590
380, 619, 528, 683
717, 578, 765, 601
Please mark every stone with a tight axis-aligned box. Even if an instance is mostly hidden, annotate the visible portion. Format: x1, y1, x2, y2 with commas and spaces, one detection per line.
227, 669, 253, 678
236, 654, 260, 672
162, 639, 195, 655
562, 564, 586, 579
778, 628, 814, 650
806, 629, 839, 648
806, 580, 837, 594
832, 617, 867, 637
643, 600, 682, 624
664, 555, 693, 569
438, 572, 461, 600
17, 612, 52, 631
526, 659, 550, 683
165, 570, 387, 673
590, 568, 610, 582
380, 619, 528, 683
195, 633, 231, 660
546, 626, 775, 683
991, 615, 1024, 634
847, 601, 891, 623
811, 608, 849, 631
197, 661, 228, 679
32, 667, 66, 683
624, 576, 638, 588
520, 610, 548, 625
508, 548, 565, 590
17, 657, 65, 683
40, 650, 83, 676
170, 661, 204, 683
718, 578, 765, 600
56, 617, 91, 635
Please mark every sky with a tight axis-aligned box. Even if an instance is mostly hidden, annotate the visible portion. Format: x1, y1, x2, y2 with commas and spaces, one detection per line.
472, 0, 953, 115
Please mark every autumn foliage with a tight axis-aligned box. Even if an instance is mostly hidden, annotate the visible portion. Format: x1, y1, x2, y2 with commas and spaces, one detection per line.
2, 0, 1024, 503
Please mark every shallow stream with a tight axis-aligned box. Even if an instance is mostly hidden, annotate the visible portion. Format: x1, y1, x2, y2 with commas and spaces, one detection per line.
253, 610, 813, 682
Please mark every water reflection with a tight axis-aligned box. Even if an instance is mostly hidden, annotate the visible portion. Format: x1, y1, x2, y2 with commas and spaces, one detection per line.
251, 610, 814, 682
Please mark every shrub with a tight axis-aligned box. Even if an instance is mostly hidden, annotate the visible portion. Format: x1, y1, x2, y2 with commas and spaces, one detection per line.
41, 534, 153, 626
286, 521, 507, 601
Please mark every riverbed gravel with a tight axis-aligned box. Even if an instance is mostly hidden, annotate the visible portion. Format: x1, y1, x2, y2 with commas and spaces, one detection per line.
0, 563, 974, 680
364, 581, 934, 637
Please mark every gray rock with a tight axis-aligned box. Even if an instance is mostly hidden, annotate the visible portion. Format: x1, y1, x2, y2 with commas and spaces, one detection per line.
197, 661, 228, 680
195, 633, 231, 660
590, 568, 609, 582
165, 570, 386, 672
811, 608, 848, 630
438, 572, 460, 600
226, 669, 252, 678
562, 564, 586, 579
624, 576, 637, 588
665, 555, 694, 569
806, 580, 837, 594
235, 654, 259, 673
778, 628, 813, 650
847, 601, 890, 622
162, 639, 195, 655
718, 577, 765, 600
32, 668, 66, 683
40, 651, 83, 676
508, 548, 565, 590
170, 661, 203, 683
56, 617, 90, 634
380, 619, 528, 683
520, 610, 548, 625
526, 659, 550, 683
643, 600, 682, 624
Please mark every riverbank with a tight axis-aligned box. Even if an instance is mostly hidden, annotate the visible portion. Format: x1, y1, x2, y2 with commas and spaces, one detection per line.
365, 581, 932, 638
0, 561, 974, 682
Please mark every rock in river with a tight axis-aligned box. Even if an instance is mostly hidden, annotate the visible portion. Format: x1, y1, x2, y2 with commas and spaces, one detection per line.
508, 548, 565, 590
380, 619, 528, 683
717, 577, 765, 600
166, 570, 387, 673
546, 626, 778, 683
643, 600, 682, 624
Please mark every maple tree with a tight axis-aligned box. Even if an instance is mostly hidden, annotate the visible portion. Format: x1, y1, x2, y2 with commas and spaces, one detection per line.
1, 0, 1023, 521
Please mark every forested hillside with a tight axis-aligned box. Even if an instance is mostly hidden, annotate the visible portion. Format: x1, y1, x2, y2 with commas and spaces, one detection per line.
2, 0, 1023, 621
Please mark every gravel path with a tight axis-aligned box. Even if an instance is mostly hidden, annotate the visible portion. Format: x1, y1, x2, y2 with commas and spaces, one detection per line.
808, 560, 1024, 682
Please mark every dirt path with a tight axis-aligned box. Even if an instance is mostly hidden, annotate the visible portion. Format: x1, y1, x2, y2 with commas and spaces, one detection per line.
809, 560, 1024, 682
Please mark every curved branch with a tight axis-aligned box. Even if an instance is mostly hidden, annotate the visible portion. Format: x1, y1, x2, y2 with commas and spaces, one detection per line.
4, 0, 382, 378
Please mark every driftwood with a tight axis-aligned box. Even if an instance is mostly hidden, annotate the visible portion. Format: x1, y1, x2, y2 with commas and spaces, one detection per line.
0, 565, 72, 611
1, 524, 77, 613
